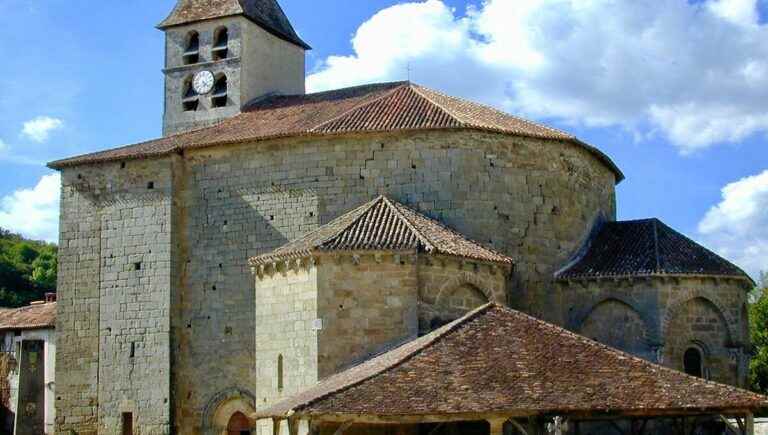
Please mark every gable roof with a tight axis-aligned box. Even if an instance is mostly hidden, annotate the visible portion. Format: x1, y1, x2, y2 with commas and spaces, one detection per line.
556, 218, 752, 282
249, 196, 513, 266
158, 0, 311, 49
0, 302, 56, 331
47, 82, 623, 182
255, 304, 767, 420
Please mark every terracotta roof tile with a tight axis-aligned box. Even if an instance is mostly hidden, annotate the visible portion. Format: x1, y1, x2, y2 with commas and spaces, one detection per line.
158, 0, 311, 49
556, 219, 751, 282
256, 304, 768, 419
48, 82, 623, 182
249, 196, 513, 266
0, 302, 56, 331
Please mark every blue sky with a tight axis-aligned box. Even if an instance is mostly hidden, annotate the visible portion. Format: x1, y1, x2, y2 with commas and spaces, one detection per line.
0, 0, 766, 278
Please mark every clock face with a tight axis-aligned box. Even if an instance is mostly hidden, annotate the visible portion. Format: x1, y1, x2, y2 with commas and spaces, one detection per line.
192, 70, 215, 95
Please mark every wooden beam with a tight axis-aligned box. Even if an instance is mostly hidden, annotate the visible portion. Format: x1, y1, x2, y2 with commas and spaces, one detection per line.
333, 421, 354, 435
288, 418, 300, 435
273, 418, 283, 435
508, 418, 531, 435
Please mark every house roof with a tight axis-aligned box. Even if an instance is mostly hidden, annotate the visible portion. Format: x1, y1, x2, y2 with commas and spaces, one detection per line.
255, 304, 767, 420
249, 196, 513, 266
0, 302, 56, 331
47, 82, 623, 182
157, 0, 311, 49
555, 219, 752, 282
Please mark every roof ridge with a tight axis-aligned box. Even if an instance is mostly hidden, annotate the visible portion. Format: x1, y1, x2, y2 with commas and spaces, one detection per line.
317, 196, 395, 249
411, 84, 576, 139
379, 197, 436, 253
309, 83, 412, 133
652, 219, 662, 273
294, 303, 496, 414
408, 84, 466, 127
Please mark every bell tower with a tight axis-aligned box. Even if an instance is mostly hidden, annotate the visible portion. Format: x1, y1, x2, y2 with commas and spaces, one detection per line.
158, 0, 310, 136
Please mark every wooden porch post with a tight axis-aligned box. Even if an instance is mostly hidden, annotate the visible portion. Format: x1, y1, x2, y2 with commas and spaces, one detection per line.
273, 419, 283, 435
288, 418, 300, 435
746, 413, 755, 435
488, 418, 506, 435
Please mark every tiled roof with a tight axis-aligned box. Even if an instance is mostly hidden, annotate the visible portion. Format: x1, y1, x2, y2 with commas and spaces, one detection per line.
0, 302, 56, 331
249, 196, 513, 266
47, 82, 623, 182
255, 304, 767, 420
556, 219, 752, 281
158, 0, 311, 49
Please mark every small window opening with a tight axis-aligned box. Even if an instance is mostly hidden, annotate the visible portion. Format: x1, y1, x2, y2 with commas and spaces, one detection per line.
134, 262, 142, 271
120, 162, 126, 169
212, 27, 229, 61
684, 347, 704, 378
147, 181, 155, 190
130, 342, 136, 358
212, 75, 228, 108
183, 31, 200, 64
277, 354, 284, 392
122, 412, 134, 435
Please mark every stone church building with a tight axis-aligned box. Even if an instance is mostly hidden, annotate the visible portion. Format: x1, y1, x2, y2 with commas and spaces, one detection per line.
47, 1, 755, 434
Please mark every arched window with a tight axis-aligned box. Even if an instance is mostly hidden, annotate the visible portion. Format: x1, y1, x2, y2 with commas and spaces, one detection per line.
213, 27, 229, 61
683, 347, 704, 378
212, 74, 228, 108
277, 354, 284, 392
183, 31, 200, 65
182, 76, 199, 111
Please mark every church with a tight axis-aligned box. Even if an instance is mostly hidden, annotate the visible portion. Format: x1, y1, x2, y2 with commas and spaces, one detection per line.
47, 1, 760, 435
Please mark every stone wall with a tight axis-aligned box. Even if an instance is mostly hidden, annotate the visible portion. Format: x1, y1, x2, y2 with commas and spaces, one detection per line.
316, 252, 419, 377
56, 159, 173, 435
163, 16, 305, 136
558, 276, 750, 386
418, 256, 508, 333
56, 128, 616, 434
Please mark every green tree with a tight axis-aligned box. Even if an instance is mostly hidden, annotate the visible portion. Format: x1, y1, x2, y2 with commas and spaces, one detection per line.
750, 272, 768, 397
0, 227, 57, 307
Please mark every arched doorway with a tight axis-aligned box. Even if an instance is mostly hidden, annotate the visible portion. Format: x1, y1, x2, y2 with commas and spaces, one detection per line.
227, 412, 251, 435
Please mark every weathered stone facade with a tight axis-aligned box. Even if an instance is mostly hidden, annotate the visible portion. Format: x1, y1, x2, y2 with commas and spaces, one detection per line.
55, 129, 616, 434
254, 251, 508, 435
558, 276, 751, 386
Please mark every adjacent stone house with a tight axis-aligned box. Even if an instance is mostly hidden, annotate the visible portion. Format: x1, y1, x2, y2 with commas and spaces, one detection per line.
46, 1, 756, 434
0, 296, 57, 435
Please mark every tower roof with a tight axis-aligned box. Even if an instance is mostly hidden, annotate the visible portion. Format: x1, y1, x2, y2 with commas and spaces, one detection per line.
255, 303, 767, 419
556, 218, 752, 282
249, 196, 513, 266
158, 0, 311, 49
47, 82, 623, 182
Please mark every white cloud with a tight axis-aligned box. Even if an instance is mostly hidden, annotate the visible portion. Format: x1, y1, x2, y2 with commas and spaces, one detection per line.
307, 0, 768, 152
0, 173, 61, 243
21, 116, 63, 143
698, 170, 768, 278
0, 139, 6, 152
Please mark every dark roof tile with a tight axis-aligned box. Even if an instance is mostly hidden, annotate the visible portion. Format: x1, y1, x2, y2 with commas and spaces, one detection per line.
256, 304, 767, 419
249, 196, 513, 265
48, 82, 623, 182
556, 219, 751, 281
158, 0, 310, 49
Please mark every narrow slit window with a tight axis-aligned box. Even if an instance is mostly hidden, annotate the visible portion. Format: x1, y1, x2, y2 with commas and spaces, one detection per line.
277, 354, 284, 392
122, 412, 133, 435
183, 31, 200, 64
212, 27, 229, 61
212, 74, 228, 108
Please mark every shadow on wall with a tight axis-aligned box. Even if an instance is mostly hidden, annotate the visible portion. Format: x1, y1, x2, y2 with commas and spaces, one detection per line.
0, 352, 15, 434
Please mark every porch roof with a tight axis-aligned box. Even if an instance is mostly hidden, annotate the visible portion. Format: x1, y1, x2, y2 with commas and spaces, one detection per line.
254, 304, 767, 422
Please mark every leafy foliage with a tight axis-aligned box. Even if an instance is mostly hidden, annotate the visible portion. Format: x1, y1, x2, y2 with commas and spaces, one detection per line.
0, 227, 57, 308
749, 272, 768, 401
